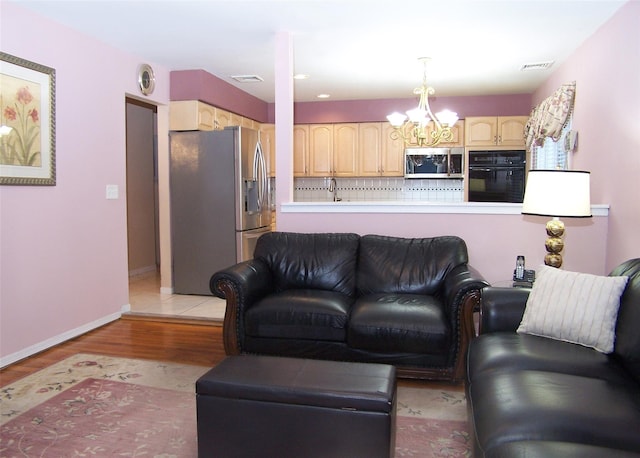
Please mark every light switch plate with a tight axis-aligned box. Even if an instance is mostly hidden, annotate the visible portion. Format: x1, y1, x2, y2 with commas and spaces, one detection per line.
106, 184, 119, 200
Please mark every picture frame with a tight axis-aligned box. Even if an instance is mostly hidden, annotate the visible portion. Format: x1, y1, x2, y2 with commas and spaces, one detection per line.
1, 52, 56, 185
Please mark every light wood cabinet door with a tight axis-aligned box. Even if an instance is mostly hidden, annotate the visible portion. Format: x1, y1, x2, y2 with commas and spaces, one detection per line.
465, 116, 498, 146
359, 123, 382, 176
215, 108, 232, 129
309, 124, 333, 176
293, 125, 310, 177
497, 116, 528, 146
465, 116, 527, 147
229, 112, 243, 127
260, 124, 276, 177
333, 123, 358, 176
169, 101, 217, 131
382, 124, 405, 176
427, 120, 465, 147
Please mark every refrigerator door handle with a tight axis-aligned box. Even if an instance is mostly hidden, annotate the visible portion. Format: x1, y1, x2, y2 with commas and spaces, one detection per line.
255, 141, 267, 211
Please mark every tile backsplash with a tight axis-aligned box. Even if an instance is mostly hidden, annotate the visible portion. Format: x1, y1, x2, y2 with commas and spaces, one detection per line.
294, 177, 464, 202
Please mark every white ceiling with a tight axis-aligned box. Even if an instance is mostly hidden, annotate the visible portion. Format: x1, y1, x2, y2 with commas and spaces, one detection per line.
10, 0, 626, 103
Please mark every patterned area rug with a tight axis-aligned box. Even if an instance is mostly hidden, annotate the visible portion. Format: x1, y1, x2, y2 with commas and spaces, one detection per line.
0, 354, 470, 457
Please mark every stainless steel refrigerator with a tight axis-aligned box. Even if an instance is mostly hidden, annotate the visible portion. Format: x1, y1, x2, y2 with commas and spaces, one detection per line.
169, 126, 270, 295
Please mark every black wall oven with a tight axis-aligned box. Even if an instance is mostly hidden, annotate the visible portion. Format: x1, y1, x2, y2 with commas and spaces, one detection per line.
468, 150, 526, 203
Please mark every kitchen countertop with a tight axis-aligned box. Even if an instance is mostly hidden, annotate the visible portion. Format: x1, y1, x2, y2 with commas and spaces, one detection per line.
281, 201, 610, 216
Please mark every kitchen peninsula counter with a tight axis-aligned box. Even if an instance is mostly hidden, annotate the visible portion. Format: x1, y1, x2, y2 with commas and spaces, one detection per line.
281, 201, 609, 216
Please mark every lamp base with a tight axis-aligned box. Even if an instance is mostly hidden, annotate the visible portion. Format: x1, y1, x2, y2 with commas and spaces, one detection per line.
544, 218, 565, 268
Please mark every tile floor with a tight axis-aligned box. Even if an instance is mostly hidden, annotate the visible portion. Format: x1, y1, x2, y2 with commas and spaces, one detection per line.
127, 272, 226, 322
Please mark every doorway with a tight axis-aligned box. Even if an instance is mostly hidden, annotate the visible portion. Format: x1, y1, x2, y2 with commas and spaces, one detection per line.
125, 98, 159, 277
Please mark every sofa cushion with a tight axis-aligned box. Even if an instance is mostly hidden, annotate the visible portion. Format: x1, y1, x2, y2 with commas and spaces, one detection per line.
611, 259, 640, 384
468, 370, 640, 455
486, 441, 640, 458
254, 232, 360, 297
348, 294, 450, 354
245, 290, 353, 342
467, 333, 633, 386
517, 265, 628, 353
357, 235, 468, 295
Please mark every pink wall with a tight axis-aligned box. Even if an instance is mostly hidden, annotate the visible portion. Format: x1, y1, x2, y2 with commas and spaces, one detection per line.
531, 0, 640, 273
0, 3, 171, 365
278, 210, 608, 284
171, 69, 269, 123
291, 94, 532, 124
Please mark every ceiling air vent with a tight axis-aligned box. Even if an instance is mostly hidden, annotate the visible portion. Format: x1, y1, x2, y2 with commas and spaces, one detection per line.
230, 75, 264, 83
520, 61, 555, 71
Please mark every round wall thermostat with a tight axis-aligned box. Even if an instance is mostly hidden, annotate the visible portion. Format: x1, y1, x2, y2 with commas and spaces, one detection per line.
138, 64, 155, 96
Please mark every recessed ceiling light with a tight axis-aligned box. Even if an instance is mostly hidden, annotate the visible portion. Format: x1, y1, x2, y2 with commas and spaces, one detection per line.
293, 74, 309, 80
317, 94, 330, 99
230, 75, 264, 83
520, 61, 555, 71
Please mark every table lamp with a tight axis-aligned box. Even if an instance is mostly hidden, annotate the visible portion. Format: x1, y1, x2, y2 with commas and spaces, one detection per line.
522, 170, 592, 268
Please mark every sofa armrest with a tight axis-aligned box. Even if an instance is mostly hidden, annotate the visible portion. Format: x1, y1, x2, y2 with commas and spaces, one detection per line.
442, 264, 490, 381
442, 264, 490, 314
479, 286, 531, 334
210, 259, 274, 355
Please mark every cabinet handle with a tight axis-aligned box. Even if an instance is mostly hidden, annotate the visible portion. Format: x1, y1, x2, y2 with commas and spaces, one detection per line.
498, 135, 502, 144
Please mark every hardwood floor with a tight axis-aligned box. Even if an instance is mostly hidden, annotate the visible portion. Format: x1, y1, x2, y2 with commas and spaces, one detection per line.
0, 318, 226, 387
0, 317, 462, 392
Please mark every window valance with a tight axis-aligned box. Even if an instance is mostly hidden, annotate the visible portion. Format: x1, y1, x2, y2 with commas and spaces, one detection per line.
525, 81, 576, 150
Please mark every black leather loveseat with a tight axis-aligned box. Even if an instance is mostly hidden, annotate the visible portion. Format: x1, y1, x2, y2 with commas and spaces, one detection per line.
466, 258, 640, 457
210, 232, 488, 381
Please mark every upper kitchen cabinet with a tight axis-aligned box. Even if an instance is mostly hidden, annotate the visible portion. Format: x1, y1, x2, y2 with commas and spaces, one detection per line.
307, 124, 358, 177
360, 123, 404, 177
426, 120, 465, 147
169, 101, 216, 131
260, 124, 275, 177
332, 124, 358, 177
465, 116, 528, 147
293, 125, 310, 177
215, 108, 232, 128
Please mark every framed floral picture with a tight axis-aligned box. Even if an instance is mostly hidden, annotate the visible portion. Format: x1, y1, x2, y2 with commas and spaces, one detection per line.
1, 52, 56, 185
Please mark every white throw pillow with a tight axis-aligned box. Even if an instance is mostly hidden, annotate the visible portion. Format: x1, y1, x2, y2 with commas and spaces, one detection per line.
517, 265, 628, 353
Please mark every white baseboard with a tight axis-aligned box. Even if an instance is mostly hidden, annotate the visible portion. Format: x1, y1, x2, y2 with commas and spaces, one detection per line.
0, 311, 122, 369
128, 265, 157, 278
160, 286, 174, 294
121, 303, 131, 313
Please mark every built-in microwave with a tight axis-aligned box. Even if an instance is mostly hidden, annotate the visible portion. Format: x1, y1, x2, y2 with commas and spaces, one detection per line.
405, 147, 464, 178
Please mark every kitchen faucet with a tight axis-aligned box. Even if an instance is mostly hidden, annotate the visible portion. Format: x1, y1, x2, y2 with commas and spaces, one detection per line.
328, 177, 340, 201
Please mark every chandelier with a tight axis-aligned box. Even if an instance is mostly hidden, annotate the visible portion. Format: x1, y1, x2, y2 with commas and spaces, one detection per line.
387, 58, 459, 148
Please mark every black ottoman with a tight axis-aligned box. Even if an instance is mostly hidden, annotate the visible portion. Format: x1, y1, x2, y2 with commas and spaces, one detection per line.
196, 355, 397, 458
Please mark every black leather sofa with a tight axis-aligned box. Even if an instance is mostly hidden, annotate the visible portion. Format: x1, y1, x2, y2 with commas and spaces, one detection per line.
466, 258, 640, 457
210, 232, 488, 381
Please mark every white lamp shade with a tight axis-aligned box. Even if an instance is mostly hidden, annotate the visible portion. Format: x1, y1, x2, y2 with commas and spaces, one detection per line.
435, 109, 459, 126
386, 112, 407, 127
522, 170, 592, 217
406, 107, 429, 125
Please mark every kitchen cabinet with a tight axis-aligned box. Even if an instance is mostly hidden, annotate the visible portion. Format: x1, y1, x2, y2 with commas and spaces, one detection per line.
169, 101, 217, 131
293, 125, 310, 177
360, 123, 404, 177
170, 101, 261, 132
465, 116, 528, 147
307, 124, 358, 177
332, 124, 358, 176
426, 120, 465, 147
260, 124, 276, 177
215, 108, 233, 128
309, 124, 333, 176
